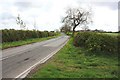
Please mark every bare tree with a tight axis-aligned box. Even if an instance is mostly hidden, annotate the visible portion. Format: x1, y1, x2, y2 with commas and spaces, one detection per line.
16, 14, 26, 30
62, 7, 92, 36
60, 24, 71, 33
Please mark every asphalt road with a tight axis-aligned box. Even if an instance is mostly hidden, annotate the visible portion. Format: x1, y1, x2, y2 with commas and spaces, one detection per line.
2, 35, 69, 78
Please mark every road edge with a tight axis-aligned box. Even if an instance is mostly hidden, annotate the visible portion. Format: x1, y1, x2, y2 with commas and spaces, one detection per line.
14, 36, 70, 79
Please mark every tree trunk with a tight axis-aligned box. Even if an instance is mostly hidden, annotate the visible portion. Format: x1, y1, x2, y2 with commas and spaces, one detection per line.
72, 26, 76, 37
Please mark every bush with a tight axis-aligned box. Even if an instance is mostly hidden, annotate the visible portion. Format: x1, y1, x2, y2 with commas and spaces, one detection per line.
74, 32, 118, 54
2, 29, 56, 42
73, 32, 91, 47
118, 34, 120, 54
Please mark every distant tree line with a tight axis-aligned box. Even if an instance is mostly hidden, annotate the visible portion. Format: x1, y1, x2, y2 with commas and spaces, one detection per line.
60, 24, 72, 33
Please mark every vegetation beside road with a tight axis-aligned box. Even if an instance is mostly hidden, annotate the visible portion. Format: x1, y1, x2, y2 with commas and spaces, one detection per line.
74, 32, 118, 54
30, 37, 118, 78
2, 32, 61, 49
2, 29, 57, 42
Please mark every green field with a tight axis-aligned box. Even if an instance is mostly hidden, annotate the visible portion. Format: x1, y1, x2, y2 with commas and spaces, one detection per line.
102, 33, 119, 36
29, 38, 118, 78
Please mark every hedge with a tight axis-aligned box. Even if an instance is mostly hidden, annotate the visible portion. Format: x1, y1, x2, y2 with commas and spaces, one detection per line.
2, 29, 56, 42
74, 32, 118, 54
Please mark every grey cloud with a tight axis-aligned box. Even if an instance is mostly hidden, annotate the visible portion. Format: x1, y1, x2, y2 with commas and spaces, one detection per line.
14, 1, 33, 11
76, 0, 118, 10
0, 12, 15, 20
14, 0, 51, 11
93, 2, 118, 10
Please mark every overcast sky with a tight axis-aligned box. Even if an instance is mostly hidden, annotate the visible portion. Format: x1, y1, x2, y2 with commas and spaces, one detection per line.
0, 0, 119, 31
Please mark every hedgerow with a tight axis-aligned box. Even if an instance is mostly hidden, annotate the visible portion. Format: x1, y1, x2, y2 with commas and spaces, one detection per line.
74, 32, 118, 54
2, 29, 57, 42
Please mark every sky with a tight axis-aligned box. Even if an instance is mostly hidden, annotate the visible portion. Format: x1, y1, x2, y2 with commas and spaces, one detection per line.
0, 0, 119, 32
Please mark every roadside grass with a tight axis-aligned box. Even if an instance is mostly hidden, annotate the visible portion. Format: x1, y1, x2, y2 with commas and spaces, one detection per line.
2, 34, 61, 49
30, 38, 118, 78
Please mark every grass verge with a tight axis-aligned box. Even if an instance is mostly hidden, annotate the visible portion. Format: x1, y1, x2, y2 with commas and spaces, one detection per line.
29, 38, 118, 78
2, 35, 61, 49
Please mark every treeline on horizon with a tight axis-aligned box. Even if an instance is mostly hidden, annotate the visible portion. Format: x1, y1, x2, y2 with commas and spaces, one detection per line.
1, 29, 58, 43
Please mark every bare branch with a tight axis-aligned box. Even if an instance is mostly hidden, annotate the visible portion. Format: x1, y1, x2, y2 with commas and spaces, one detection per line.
62, 7, 92, 36
16, 14, 26, 30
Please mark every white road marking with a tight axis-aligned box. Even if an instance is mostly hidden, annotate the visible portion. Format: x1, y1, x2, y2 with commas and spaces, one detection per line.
15, 38, 69, 78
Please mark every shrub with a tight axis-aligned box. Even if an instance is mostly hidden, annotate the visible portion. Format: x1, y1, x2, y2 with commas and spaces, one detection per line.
73, 32, 92, 47
2, 29, 56, 42
85, 33, 103, 52
74, 32, 118, 54
117, 34, 120, 54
